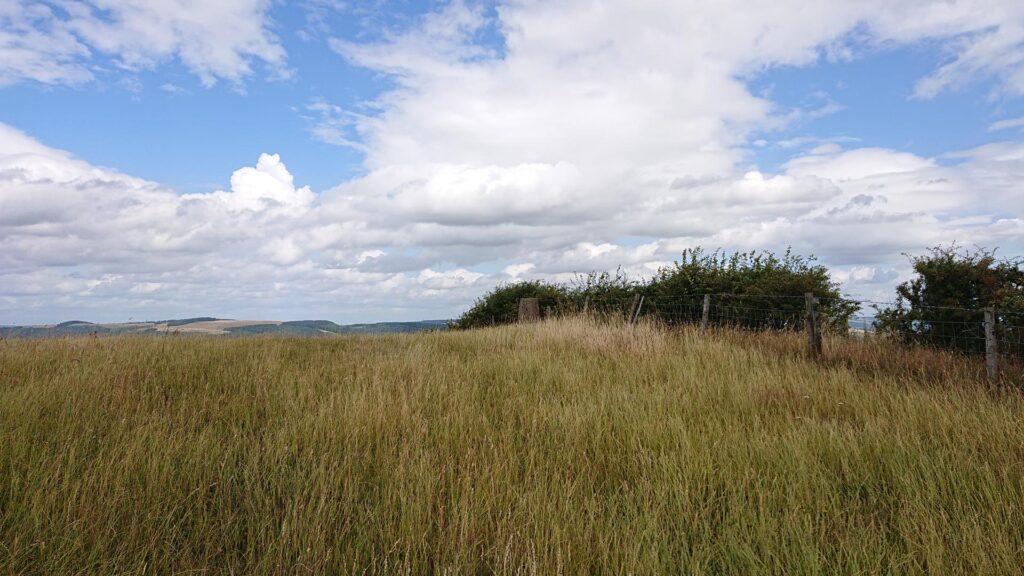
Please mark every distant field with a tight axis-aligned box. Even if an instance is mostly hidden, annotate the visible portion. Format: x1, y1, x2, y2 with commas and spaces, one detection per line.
1, 319, 1022, 574
0, 318, 449, 338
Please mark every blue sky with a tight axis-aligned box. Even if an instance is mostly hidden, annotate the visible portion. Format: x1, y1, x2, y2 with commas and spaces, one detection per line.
1, 0, 1023, 324
0, 9, 376, 192
0, 1, 504, 192
751, 45, 1024, 170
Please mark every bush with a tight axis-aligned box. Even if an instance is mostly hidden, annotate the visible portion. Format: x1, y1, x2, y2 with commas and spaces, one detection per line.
644, 248, 857, 331
564, 269, 642, 318
875, 246, 1024, 356
455, 248, 858, 332
451, 281, 571, 329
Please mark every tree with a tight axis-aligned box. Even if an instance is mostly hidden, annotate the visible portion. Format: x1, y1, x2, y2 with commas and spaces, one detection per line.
875, 245, 1024, 356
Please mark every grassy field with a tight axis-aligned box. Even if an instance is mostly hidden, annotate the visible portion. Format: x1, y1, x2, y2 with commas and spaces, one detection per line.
1, 319, 1022, 574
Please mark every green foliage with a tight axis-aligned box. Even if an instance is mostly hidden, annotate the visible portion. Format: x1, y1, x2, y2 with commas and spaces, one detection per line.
339, 320, 450, 334
875, 245, 1024, 356
451, 280, 571, 329
0, 322, 111, 338
570, 268, 640, 302
645, 248, 857, 331
227, 320, 347, 335
165, 317, 219, 327
565, 268, 643, 320
648, 248, 830, 296
455, 248, 858, 332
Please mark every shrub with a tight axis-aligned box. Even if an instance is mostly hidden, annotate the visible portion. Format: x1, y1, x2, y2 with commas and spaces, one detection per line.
644, 248, 857, 331
566, 269, 642, 317
452, 281, 571, 329
455, 248, 858, 332
875, 245, 1024, 356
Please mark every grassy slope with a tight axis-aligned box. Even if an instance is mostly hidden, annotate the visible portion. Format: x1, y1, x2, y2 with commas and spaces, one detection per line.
1, 319, 1022, 574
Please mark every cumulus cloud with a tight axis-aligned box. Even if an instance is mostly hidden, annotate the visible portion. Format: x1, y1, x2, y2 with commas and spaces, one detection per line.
0, 0, 285, 87
316, 0, 1024, 300
0, 123, 495, 322
6, 118, 1020, 322
0, 126, 312, 271
187, 153, 315, 215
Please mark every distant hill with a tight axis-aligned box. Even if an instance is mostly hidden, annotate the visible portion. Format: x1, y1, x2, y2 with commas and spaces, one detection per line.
332, 320, 451, 334
0, 318, 449, 338
164, 317, 219, 327
226, 320, 346, 336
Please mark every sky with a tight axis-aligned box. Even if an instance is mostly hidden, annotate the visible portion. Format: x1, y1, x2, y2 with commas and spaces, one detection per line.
1, 0, 1023, 325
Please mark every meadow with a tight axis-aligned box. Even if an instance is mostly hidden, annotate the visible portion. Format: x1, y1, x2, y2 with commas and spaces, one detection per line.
1, 319, 1022, 574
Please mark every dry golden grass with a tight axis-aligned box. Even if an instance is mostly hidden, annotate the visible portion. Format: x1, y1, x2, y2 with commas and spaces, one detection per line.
1, 318, 1022, 574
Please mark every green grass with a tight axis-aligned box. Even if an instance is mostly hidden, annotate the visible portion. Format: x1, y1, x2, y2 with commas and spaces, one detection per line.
1, 319, 1022, 574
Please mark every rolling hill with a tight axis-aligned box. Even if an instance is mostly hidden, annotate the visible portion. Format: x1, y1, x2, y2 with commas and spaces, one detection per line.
0, 318, 449, 338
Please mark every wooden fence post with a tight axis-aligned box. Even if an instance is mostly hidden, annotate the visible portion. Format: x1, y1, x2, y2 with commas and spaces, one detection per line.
631, 295, 645, 325
518, 298, 540, 323
701, 294, 711, 330
805, 293, 822, 357
984, 306, 998, 382
814, 297, 823, 356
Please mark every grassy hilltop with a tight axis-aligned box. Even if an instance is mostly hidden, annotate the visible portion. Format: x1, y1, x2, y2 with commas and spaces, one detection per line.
1, 319, 1022, 574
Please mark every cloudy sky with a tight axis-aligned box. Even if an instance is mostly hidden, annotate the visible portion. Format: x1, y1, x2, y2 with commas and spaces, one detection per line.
2, 0, 1023, 324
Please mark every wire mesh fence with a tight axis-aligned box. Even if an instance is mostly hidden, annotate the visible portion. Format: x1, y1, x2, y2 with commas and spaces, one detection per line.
563, 295, 812, 331
521, 293, 1024, 371
997, 308, 1024, 359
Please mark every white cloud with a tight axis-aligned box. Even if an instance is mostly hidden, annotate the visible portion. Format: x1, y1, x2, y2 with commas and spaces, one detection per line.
989, 116, 1024, 132
784, 147, 935, 182
416, 268, 486, 290
2, 117, 1023, 322
318, 0, 1024, 246
911, 19, 1024, 98
502, 263, 535, 278
159, 83, 187, 94
0, 0, 286, 87
187, 153, 315, 215
0, 2, 93, 86
0, 123, 504, 322
303, 98, 366, 148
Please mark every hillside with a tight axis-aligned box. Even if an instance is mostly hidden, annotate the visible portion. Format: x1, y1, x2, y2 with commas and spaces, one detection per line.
0, 318, 448, 338
1, 318, 1021, 574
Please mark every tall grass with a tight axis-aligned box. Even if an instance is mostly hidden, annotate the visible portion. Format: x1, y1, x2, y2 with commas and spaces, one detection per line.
1, 319, 1022, 574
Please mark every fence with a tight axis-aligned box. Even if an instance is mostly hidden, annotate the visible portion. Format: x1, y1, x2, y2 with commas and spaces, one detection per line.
515, 293, 1023, 384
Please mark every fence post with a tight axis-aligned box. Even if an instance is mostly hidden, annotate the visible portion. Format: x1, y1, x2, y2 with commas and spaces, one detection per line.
814, 297, 823, 356
805, 293, 822, 357
701, 294, 711, 330
518, 298, 540, 323
984, 306, 998, 382
631, 295, 645, 325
